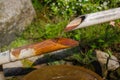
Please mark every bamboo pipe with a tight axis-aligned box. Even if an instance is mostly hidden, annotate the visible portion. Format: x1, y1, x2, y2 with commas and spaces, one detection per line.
3, 47, 79, 77
64, 7, 120, 32
0, 38, 79, 65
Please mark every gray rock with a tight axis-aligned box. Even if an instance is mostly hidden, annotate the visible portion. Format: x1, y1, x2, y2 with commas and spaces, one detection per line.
0, 0, 36, 47
95, 50, 120, 71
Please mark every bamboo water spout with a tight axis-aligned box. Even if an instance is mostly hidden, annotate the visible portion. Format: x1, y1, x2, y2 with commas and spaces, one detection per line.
64, 7, 120, 32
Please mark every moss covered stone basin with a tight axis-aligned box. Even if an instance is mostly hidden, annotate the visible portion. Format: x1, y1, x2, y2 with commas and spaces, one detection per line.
22, 65, 103, 80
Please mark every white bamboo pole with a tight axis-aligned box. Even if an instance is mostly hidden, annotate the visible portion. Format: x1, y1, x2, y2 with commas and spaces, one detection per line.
65, 7, 120, 32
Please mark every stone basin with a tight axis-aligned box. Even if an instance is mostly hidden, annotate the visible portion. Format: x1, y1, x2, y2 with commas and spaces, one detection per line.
22, 65, 103, 80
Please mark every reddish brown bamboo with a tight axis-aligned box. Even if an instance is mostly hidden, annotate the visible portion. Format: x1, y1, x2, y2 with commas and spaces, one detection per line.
0, 38, 79, 65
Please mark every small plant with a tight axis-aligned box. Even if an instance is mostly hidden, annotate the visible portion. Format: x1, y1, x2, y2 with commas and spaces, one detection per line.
72, 49, 96, 65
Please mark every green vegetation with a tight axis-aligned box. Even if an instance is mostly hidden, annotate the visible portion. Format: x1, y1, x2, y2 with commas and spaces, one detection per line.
3, 0, 120, 80
2, 0, 120, 50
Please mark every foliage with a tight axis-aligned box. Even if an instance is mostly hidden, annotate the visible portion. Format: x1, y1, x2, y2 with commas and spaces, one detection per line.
1, 0, 120, 54
22, 19, 68, 41
2, 0, 120, 56
5, 0, 120, 80
0, 38, 30, 52
72, 49, 96, 65
32, 0, 120, 18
